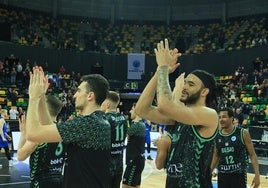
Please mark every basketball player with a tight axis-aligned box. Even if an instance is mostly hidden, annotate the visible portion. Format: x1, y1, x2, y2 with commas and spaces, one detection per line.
25, 66, 110, 188
0, 109, 13, 167
101, 91, 128, 188
17, 95, 65, 188
211, 107, 260, 188
135, 39, 219, 187
122, 103, 146, 188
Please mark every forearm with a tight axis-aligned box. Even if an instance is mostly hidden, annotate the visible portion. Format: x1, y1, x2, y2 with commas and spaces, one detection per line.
157, 66, 172, 105
250, 153, 260, 176
38, 95, 52, 125
136, 74, 157, 112
17, 133, 26, 151
155, 150, 167, 170
210, 147, 219, 172
210, 158, 219, 172
17, 140, 37, 161
26, 98, 41, 139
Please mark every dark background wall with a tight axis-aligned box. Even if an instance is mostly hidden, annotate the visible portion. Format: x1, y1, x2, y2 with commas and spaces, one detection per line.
1, 0, 268, 23
1, 41, 268, 83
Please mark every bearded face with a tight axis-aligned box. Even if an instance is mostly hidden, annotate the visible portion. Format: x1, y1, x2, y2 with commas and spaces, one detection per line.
180, 87, 203, 105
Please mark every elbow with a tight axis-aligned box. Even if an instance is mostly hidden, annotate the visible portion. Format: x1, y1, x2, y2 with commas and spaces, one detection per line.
157, 105, 168, 115
134, 106, 144, 117
26, 132, 37, 143
155, 161, 164, 170
17, 152, 26, 161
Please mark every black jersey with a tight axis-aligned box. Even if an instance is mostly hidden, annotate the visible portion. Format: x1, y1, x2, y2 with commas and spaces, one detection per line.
125, 120, 146, 163
215, 126, 249, 174
165, 123, 218, 188
57, 110, 111, 188
30, 142, 65, 187
106, 111, 128, 157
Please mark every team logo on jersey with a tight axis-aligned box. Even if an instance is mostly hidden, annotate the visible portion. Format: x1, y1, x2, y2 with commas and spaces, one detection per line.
225, 142, 229, 146
231, 136, 236, 142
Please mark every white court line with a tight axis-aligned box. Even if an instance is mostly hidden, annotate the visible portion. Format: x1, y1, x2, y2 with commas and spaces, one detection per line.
0, 181, 30, 185
0, 174, 11, 177
21, 175, 30, 178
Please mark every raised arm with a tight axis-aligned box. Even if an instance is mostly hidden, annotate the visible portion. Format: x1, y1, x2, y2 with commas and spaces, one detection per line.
26, 67, 62, 143
156, 39, 218, 127
17, 114, 38, 161
135, 73, 174, 125
135, 40, 180, 125
38, 94, 53, 125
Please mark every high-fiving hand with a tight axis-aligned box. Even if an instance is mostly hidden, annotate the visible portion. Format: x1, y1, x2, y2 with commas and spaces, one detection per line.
29, 66, 49, 100
154, 38, 181, 73
172, 72, 185, 103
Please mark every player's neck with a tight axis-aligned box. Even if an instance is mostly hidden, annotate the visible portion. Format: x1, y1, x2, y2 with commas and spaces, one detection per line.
221, 125, 235, 134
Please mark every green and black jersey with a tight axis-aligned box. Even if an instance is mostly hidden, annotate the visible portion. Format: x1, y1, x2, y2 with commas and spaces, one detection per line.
30, 142, 65, 188
166, 123, 218, 188
215, 126, 249, 174
57, 110, 111, 188
106, 111, 128, 176
106, 111, 127, 157
125, 120, 146, 163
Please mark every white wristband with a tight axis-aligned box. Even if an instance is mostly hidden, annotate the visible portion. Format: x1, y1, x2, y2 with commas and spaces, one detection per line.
212, 168, 218, 174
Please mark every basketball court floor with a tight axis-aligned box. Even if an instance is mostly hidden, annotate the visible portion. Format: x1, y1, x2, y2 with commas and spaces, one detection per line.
0, 150, 267, 188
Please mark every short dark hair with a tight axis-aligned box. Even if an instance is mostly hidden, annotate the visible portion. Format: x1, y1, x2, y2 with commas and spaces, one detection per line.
106, 91, 120, 105
46, 95, 63, 117
81, 74, 110, 106
219, 107, 234, 118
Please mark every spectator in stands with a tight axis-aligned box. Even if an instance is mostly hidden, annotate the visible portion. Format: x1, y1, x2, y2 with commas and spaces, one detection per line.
7, 88, 18, 106
258, 79, 268, 100
211, 107, 260, 188
233, 117, 242, 127
10, 67, 17, 85
256, 107, 266, 125
0, 61, 4, 84
234, 108, 244, 125
241, 99, 252, 120
253, 57, 263, 71
249, 105, 259, 126
18, 107, 25, 119
59, 65, 66, 76
9, 106, 19, 120
4, 66, 10, 84
252, 81, 260, 97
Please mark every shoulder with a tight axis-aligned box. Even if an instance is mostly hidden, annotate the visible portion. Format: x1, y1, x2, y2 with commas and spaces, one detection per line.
193, 106, 218, 125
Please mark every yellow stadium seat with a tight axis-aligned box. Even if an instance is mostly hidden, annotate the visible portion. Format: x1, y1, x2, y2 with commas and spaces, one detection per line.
0, 90, 6, 96
247, 97, 252, 102
7, 101, 12, 107
18, 98, 24, 103
242, 97, 248, 102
